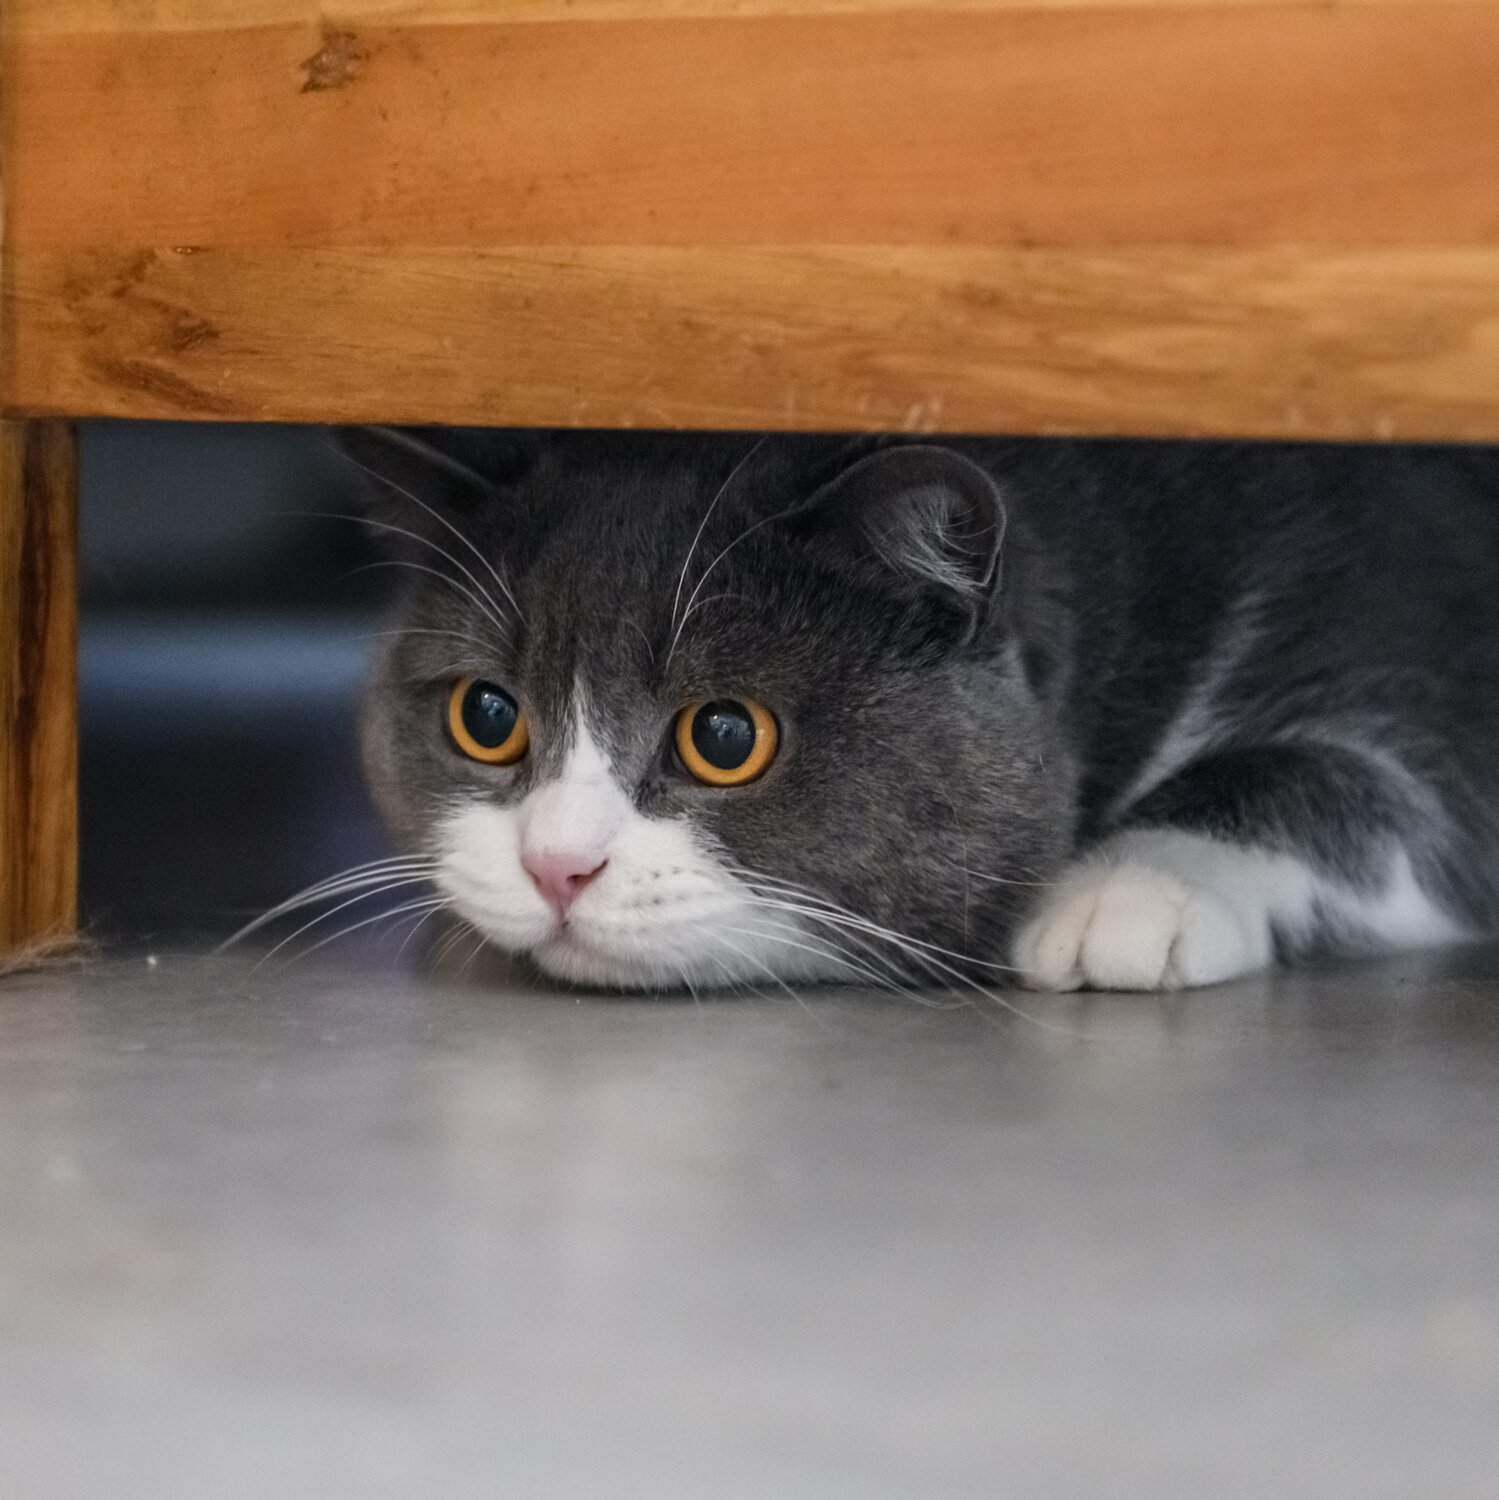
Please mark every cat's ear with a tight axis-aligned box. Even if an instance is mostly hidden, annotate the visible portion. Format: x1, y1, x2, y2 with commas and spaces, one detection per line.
331, 425, 534, 554
785, 444, 1005, 635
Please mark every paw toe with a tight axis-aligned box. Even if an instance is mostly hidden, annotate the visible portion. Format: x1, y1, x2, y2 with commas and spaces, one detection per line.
1013, 888, 1099, 992
1078, 866, 1187, 989
1165, 892, 1261, 988
1014, 863, 1261, 993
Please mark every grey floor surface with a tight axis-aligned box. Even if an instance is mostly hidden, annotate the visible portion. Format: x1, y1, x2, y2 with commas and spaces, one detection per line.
3, 948, 1499, 1499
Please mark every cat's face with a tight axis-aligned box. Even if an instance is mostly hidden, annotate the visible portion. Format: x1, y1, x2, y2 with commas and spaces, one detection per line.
353, 430, 1074, 991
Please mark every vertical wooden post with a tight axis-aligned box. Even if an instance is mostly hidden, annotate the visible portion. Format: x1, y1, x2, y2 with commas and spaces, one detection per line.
1, 421, 78, 959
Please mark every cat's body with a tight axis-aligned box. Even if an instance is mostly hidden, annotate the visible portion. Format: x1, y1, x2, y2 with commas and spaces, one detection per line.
349, 428, 1499, 992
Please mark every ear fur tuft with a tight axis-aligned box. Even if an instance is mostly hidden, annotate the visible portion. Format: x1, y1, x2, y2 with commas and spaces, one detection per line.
784, 443, 1006, 634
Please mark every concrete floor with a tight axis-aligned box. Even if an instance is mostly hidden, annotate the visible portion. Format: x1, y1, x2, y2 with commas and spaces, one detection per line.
3, 947, 1499, 1498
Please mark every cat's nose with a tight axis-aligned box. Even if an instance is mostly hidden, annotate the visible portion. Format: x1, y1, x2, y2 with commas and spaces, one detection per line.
523, 851, 607, 922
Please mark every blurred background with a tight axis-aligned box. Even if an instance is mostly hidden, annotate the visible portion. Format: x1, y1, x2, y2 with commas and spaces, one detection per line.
79, 422, 391, 942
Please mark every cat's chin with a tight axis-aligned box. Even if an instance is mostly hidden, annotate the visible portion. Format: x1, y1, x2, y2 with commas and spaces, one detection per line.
438, 885, 762, 991
529, 934, 706, 992
526, 929, 764, 993
515, 921, 846, 994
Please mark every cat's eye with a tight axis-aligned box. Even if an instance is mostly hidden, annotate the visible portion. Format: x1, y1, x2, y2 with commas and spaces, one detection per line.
674, 698, 778, 786
448, 677, 529, 765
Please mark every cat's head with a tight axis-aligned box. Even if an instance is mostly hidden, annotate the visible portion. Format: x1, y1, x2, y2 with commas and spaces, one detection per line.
346, 427, 1074, 990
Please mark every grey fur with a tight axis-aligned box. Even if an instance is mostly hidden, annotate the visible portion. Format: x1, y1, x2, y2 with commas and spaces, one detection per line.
345, 427, 1499, 987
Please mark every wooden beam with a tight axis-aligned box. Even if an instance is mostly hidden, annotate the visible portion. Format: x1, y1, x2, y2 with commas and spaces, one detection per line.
0, 423, 78, 960
4, 1, 1498, 435
9, 246, 1499, 440
9, 7, 1499, 251
4, 0, 1444, 35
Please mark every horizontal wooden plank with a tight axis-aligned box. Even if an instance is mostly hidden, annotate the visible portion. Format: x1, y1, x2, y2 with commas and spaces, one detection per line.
8, 6, 1499, 251
7, 1, 1497, 437
7, 0, 1454, 35
8, 246, 1499, 438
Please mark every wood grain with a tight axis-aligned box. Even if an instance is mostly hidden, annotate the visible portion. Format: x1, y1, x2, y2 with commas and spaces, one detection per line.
9, 6, 1499, 251
7, 0, 1455, 35
10, 245, 1499, 439
4, 1, 1499, 435
0, 423, 78, 956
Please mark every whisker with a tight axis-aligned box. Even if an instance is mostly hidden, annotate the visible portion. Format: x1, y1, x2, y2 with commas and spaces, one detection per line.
248, 859, 434, 897
744, 895, 1052, 1026
718, 919, 890, 991
456, 925, 491, 979
725, 916, 949, 1008
623, 617, 657, 670
963, 869, 1058, 889
352, 559, 512, 643
744, 887, 1006, 981
720, 921, 914, 1008
671, 591, 750, 644
665, 512, 780, 669
730, 872, 1077, 1031
245, 874, 441, 970
282, 897, 451, 968
737, 900, 956, 1003
220, 859, 440, 949
670, 436, 767, 638
431, 917, 481, 969
291, 507, 515, 643
736, 877, 943, 960
709, 929, 830, 1030
737, 871, 1027, 975
395, 901, 456, 961
335, 443, 526, 623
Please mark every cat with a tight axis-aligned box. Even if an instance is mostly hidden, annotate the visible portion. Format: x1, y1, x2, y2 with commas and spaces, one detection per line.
342, 425, 1499, 994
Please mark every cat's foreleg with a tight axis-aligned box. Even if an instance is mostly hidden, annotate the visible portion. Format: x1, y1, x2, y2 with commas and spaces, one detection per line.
1012, 744, 1465, 992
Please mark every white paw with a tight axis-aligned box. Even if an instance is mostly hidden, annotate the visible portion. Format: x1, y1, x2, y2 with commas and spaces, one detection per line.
1012, 862, 1269, 992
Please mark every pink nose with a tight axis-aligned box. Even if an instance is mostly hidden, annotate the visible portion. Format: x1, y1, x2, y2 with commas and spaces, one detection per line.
523, 851, 606, 921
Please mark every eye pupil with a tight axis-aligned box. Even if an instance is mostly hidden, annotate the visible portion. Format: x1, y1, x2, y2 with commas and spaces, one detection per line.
461, 681, 518, 749
675, 696, 777, 786
448, 676, 528, 765
691, 700, 757, 771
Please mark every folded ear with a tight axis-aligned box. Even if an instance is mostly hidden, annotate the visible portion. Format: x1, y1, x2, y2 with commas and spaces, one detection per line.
331, 425, 534, 556
784, 444, 1006, 636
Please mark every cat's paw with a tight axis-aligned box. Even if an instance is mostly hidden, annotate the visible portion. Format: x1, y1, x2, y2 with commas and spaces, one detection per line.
1012, 863, 1266, 992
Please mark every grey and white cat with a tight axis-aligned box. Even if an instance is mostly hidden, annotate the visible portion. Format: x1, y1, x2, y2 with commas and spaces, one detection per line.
345, 426, 1499, 993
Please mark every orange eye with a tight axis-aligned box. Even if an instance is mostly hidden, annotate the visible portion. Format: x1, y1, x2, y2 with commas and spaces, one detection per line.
447, 677, 529, 765
674, 698, 778, 787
